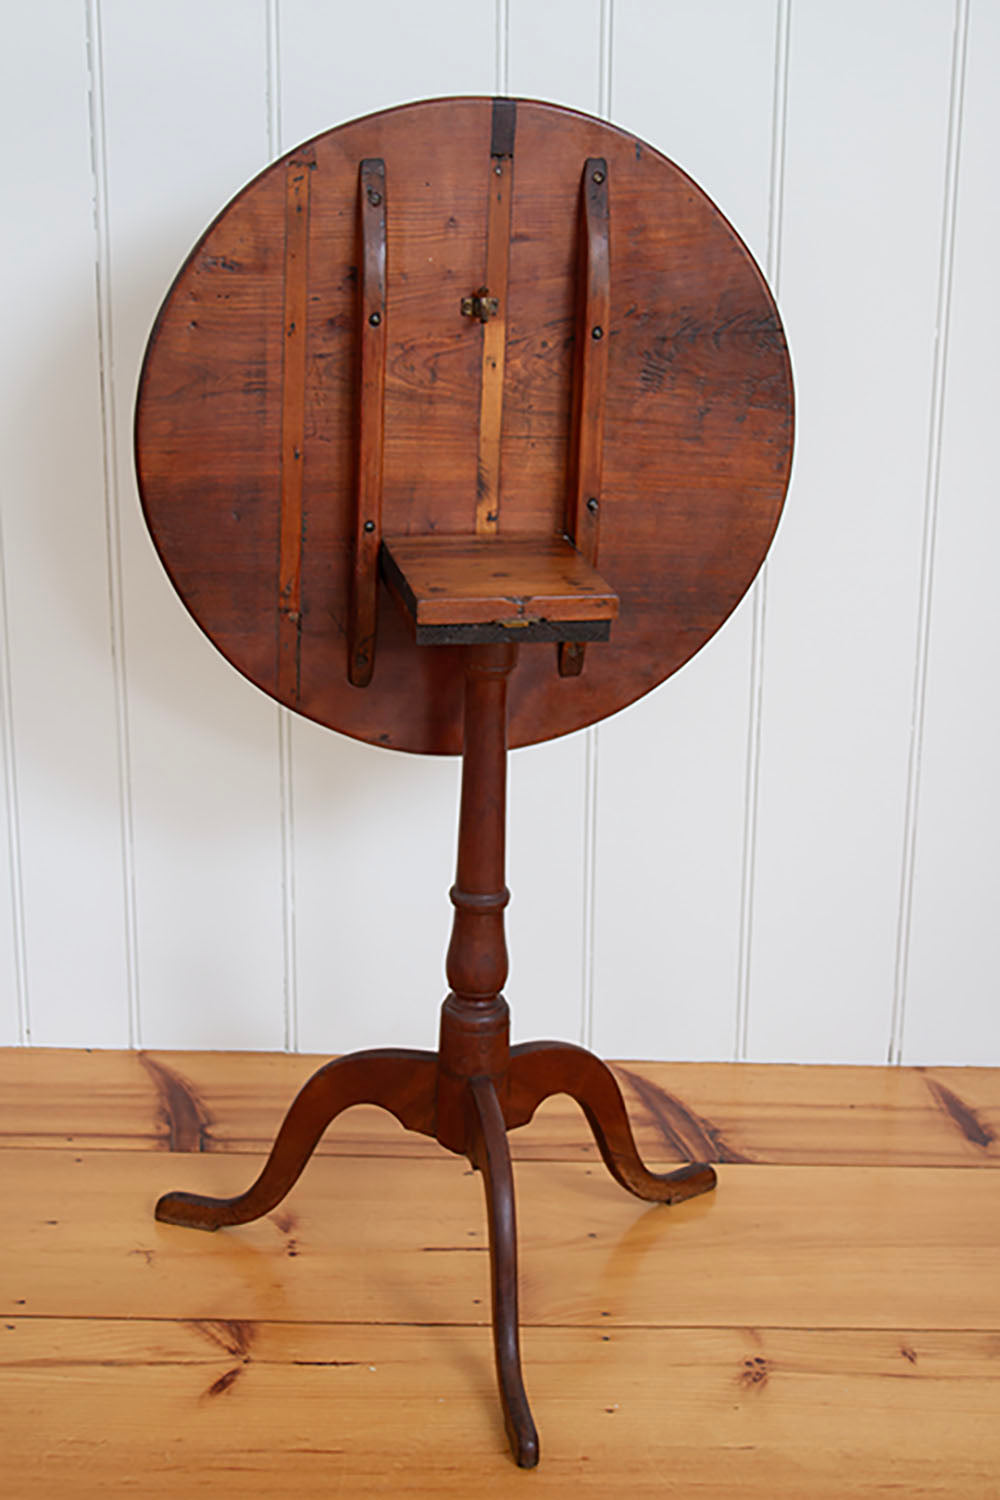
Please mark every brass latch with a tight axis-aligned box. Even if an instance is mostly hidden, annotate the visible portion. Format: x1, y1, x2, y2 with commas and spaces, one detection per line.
461, 286, 500, 323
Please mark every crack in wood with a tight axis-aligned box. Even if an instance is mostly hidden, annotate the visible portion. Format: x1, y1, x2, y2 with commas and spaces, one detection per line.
614, 1066, 751, 1164
292, 1359, 365, 1367
138, 1054, 213, 1153
420, 1245, 488, 1253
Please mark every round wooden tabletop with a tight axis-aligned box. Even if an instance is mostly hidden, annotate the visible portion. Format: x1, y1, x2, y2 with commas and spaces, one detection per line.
135, 97, 793, 754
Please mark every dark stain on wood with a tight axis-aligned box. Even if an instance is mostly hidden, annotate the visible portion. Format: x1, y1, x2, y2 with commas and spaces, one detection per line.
189, 1319, 255, 1361
270, 1210, 301, 1256
205, 1365, 244, 1398
925, 1077, 996, 1150
900, 1344, 918, 1365
739, 1356, 769, 1391
139, 1053, 213, 1153
614, 1066, 751, 1164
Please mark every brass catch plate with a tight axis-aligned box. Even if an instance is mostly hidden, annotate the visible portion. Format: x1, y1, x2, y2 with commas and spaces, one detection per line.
461, 286, 500, 323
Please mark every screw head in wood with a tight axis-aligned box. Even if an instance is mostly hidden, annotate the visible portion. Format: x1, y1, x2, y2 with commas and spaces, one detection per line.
586, 496, 599, 514
367, 188, 382, 205
369, 311, 381, 326
592, 169, 605, 183
363, 520, 376, 533
591, 325, 604, 340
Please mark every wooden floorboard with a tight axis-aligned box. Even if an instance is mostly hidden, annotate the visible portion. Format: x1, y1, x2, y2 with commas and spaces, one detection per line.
4, 1150, 1000, 1330
1, 1047, 997, 1165
3, 1321, 998, 1497
1, 1048, 997, 1495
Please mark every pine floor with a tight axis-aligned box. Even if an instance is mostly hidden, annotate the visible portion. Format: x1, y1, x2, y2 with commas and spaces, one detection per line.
1, 1048, 998, 1497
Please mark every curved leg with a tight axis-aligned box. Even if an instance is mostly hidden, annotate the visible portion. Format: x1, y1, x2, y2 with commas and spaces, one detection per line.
468, 1076, 539, 1469
507, 1041, 717, 1204
155, 1048, 437, 1231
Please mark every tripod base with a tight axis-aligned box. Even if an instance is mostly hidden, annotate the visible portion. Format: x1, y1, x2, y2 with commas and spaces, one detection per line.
155, 1038, 717, 1467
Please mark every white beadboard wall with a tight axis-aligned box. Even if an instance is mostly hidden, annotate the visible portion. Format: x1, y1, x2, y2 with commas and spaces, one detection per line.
0, 0, 995, 1065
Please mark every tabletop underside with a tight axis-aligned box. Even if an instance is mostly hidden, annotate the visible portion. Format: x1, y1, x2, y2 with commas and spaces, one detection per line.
135, 97, 793, 754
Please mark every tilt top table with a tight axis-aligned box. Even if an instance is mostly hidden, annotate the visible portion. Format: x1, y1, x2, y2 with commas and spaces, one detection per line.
134, 96, 794, 1468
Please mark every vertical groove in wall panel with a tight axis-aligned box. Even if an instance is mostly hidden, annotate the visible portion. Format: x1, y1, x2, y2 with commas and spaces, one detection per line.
736, 582, 767, 1061
889, 0, 969, 1066
103, 0, 283, 1050
278, 710, 298, 1051
0, 506, 28, 1042
592, 1, 779, 1062
85, 0, 141, 1048
268, 0, 297, 1052
507, 0, 603, 113
266, 0, 282, 160
598, 0, 614, 117
580, 729, 599, 1048
0, 0, 130, 1046
902, 0, 1000, 1066
747, 1, 957, 1063
736, 0, 791, 1062
495, 0, 509, 94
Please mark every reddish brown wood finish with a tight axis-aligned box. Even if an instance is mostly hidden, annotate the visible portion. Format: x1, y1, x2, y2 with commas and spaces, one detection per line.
348, 158, 388, 687
469, 1075, 538, 1468
381, 534, 619, 628
139, 93, 784, 1471
134, 96, 793, 754
154, 1048, 437, 1230
276, 151, 313, 700
560, 156, 611, 677
154, 646, 716, 1465
507, 1040, 717, 1204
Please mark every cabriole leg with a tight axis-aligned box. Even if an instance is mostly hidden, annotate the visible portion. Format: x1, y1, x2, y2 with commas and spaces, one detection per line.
507, 1040, 717, 1203
155, 1047, 437, 1231
468, 1075, 539, 1468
